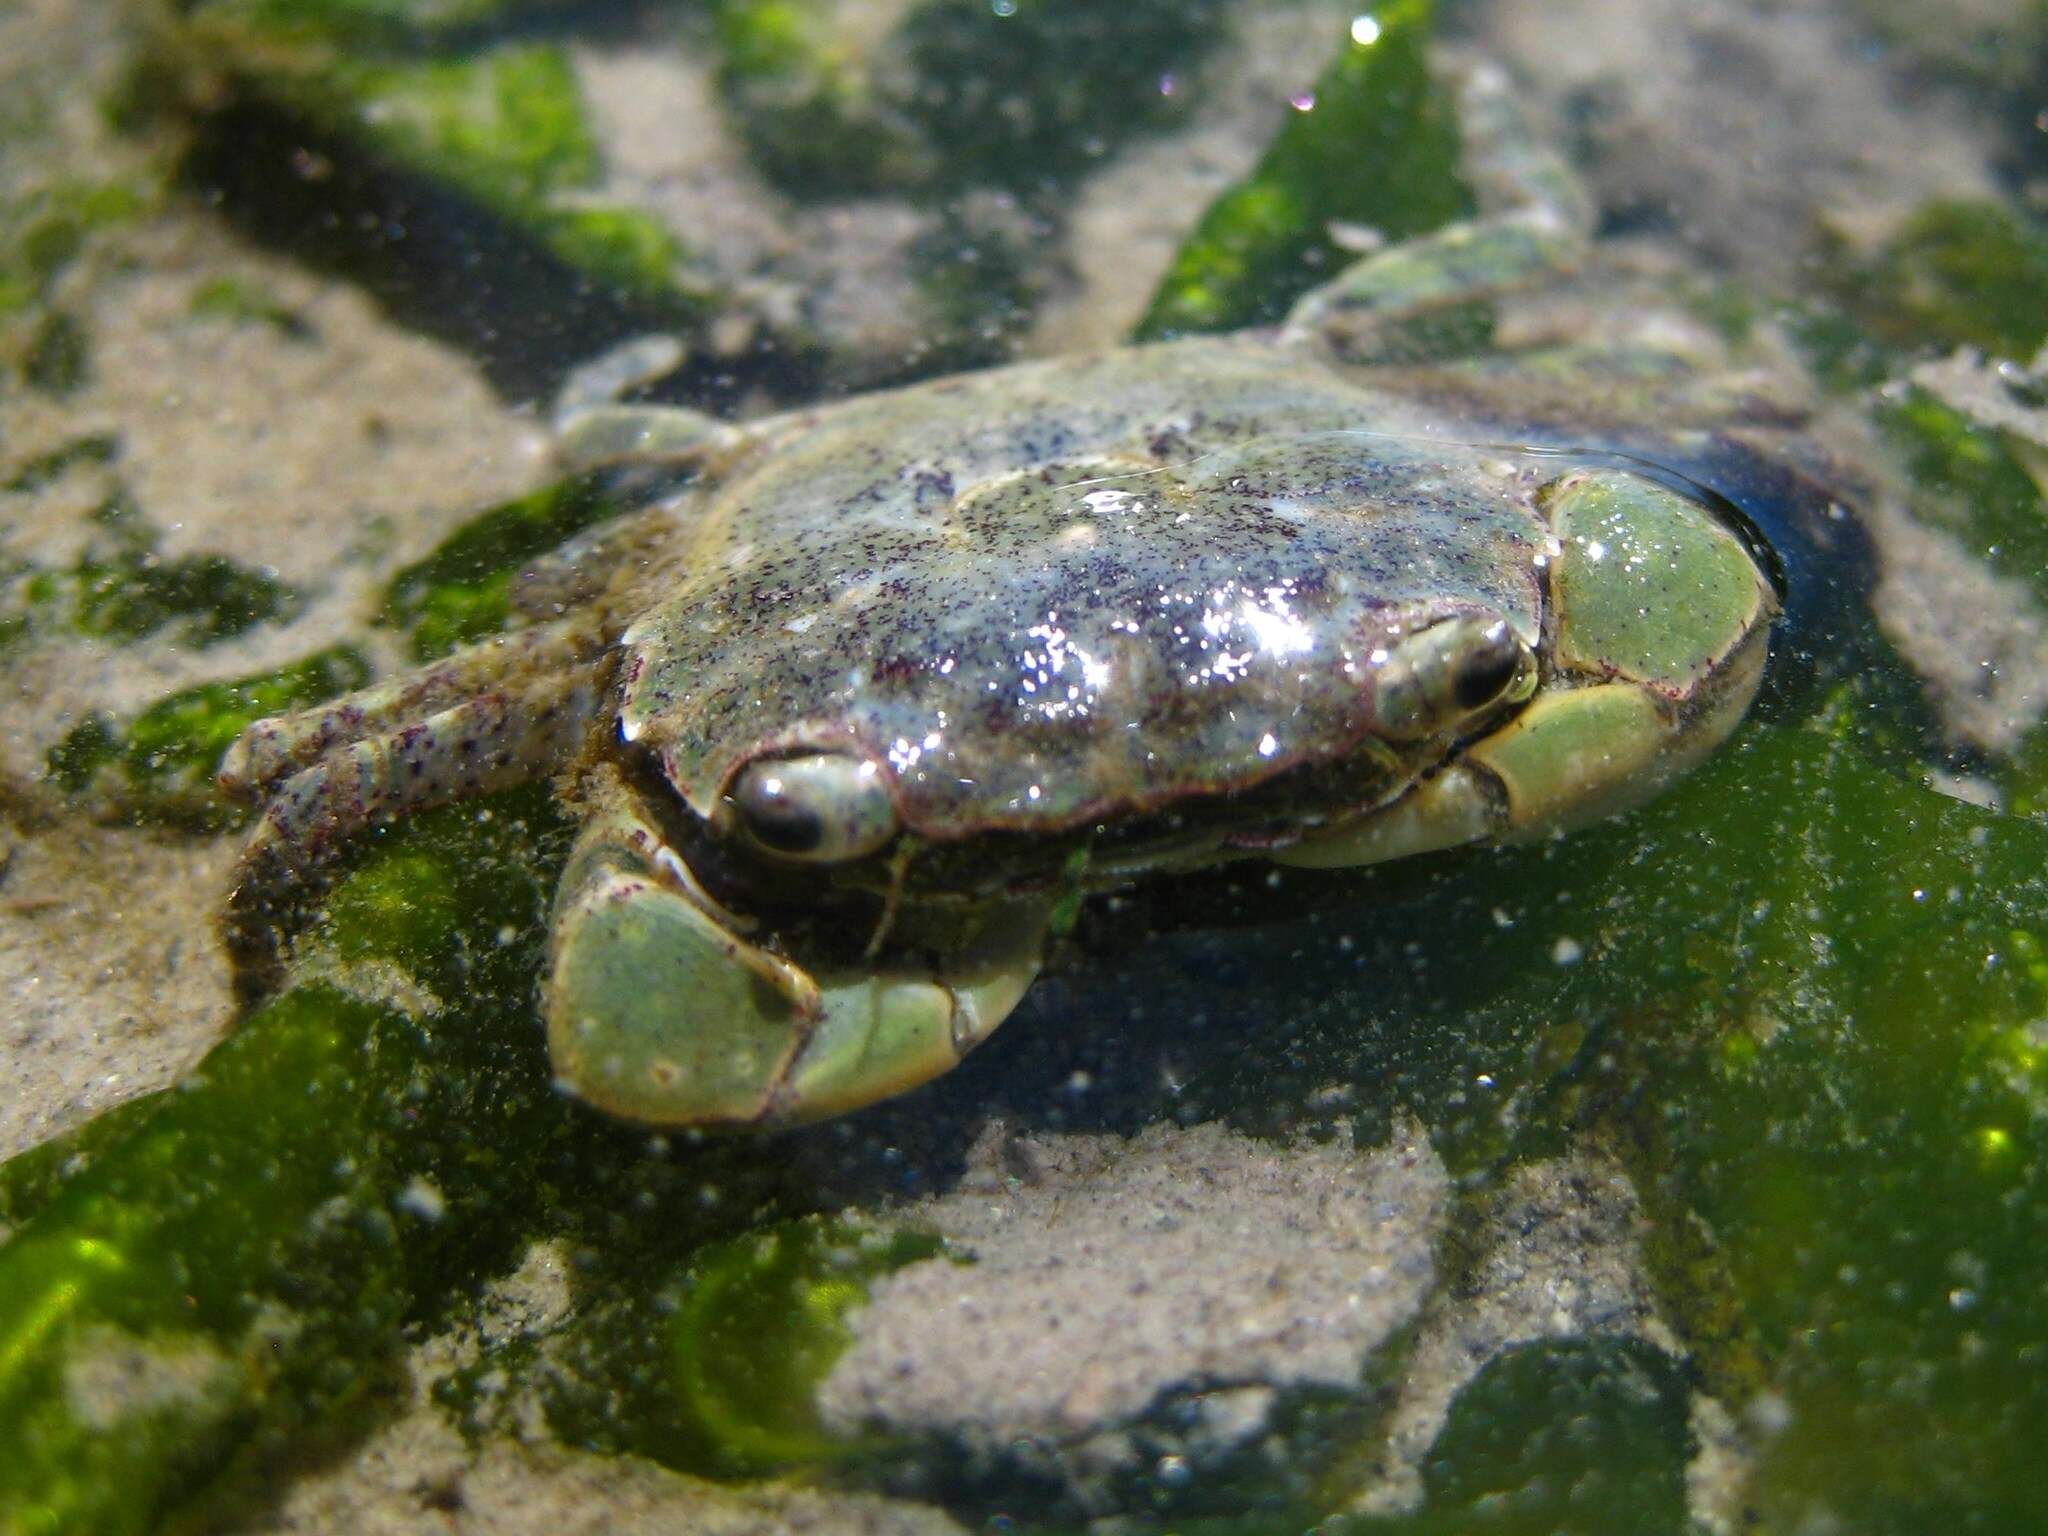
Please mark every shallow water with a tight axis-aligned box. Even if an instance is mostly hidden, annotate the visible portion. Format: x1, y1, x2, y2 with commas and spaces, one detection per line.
2, 1, 2045, 1531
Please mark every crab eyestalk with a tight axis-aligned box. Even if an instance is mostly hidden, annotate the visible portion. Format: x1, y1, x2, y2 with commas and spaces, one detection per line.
726, 752, 899, 863
1278, 468, 1776, 868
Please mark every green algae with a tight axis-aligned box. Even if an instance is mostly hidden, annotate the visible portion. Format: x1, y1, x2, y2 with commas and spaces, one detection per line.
2010, 732, 2048, 819
47, 646, 372, 826
2, 181, 147, 396
1054, 667, 2037, 1524
1352, 1340, 1694, 1536
1874, 384, 2048, 595
0, 986, 400, 1536
904, 199, 1042, 373
1780, 299, 1904, 395
173, 9, 700, 313
711, 0, 936, 196
303, 44, 686, 303
1864, 381, 2048, 814
708, 0, 1234, 362
0, 180, 144, 319
713, 0, 1229, 198
1, 491, 302, 649
378, 473, 620, 659
70, 540, 278, 640
0, 1098, 151, 1243
895, 0, 1229, 192
1135, 0, 1470, 339
0, 786, 581, 1536
188, 274, 309, 335
22, 309, 91, 393
1389, 711, 2048, 1529
188, 0, 564, 50
0, 433, 119, 495
1564, 728, 2048, 1532
540, 207, 693, 308
664, 1219, 948, 1475
1783, 199, 2048, 391
1819, 199, 2048, 362
325, 45, 592, 208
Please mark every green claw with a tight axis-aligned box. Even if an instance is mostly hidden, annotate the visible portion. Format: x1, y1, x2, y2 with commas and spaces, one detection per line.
1279, 469, 1775, 867
546, 789, 1043, 1129
776, 946, 1039, 1126
1541, 468, 1776, 699
547, 858, 822, 1129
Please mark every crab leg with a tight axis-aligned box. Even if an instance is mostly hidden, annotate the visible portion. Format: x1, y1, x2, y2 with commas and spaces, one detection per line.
552, 335, 746, 474
217, 615, 606, 797
1281, 61, 1593, 358
1446, 56, 1597, 240
506, 505, 681, 623
223, 672, 600, 999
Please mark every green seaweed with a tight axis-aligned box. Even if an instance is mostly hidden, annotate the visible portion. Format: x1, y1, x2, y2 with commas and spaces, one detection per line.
0, 785, 579, 1535
1873, 384, 2048, 600
188, 275, 310, 336
1565, 723, 2048, 1532
379, 473, 620, 659
0, 1098, 154, 1243
396, 567, 519, 661
2, 493, 303, 648
897, 0, 1230, 191
2, 180, 145, 400
1818, 199, 2048, 361
711, 0, 935, 195
178, 17, 700, 309
47, 646, 372, 825
185, 0, 560, 50
71, 552, 298, 643
1, 432, 119, 494
1779, 299, 1902, 395
540, 206, 691, 304
905, 199, 1041, 373
22, 309, 90, 393
2009, 732, 2048, 819
1414, 710, 2048, 1527
318, 46, 596, 206
1135, 0, 1471, 339
1352, 1340, 1693, 1535
1100, 685, 2042, 1523
0, 179, 144, 318
713, 0, 1229, 198
663, 1219, 948, 1475
0, 986, 400, 1536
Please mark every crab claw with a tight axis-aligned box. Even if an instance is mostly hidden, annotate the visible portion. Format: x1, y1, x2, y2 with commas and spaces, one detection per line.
543, 792, 1042, 1129
1277, 467, 1775, 868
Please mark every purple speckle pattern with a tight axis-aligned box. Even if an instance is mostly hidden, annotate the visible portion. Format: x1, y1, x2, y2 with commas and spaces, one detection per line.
615, 337, 1549, 836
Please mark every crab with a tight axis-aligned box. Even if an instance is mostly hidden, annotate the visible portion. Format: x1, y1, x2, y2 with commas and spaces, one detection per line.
217, 66, 1787, 1131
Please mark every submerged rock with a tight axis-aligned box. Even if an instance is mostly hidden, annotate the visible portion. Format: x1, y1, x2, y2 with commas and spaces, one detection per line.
822, 1118, 1446, 1507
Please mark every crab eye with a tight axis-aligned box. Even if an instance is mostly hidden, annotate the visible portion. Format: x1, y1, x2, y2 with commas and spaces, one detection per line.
1452, 621, 1536, 711
729, 753, 898, 863
1372, 616, 1538, 739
